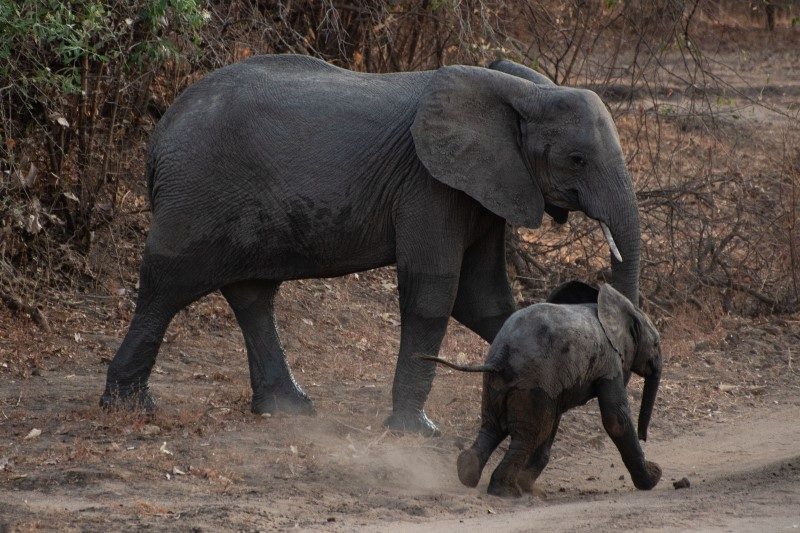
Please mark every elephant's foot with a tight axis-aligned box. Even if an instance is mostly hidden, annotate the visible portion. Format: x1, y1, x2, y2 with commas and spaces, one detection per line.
251, 385, 316, 416
99, 382, 155, 413
457, 448, 482, 487
516, 469, 537, 494
384, 409, 440, 436
522, 483, 547, 499
487, 478, 523, 498
632, 460, 662, 490
517, 472, 547, 498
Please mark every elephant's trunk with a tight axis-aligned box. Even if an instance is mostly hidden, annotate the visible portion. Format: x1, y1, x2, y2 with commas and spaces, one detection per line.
637, 354, 661, 441
606, 182, 641, 306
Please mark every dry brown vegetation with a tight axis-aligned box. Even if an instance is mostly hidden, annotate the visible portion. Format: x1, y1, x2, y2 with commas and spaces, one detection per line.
2, 1, 800, 530
2, 0, 799, 320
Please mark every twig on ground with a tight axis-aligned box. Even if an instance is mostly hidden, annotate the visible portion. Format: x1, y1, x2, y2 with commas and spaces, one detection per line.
0, 289, 51, 332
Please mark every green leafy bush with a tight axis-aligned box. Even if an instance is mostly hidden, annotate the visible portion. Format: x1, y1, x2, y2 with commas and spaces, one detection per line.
0, 0, 206, 284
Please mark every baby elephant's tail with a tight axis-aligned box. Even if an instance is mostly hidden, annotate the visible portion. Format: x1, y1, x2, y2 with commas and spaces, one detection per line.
418, 355, 496, 373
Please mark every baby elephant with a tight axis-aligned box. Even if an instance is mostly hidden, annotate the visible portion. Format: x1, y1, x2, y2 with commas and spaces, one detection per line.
425, 281, 662, 497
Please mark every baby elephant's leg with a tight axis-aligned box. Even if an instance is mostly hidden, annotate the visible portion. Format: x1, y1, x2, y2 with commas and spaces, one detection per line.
517, 414, 560, 493
488, 390, 557, 498
457, 374, 508, 487
457, 422, 507, 487
597, 378, 661, 490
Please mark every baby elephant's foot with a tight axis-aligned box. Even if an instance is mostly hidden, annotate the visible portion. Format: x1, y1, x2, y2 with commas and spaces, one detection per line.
385, 409, 440, 436
252, 387, 316, 416
517, 470, 544, 496
457, 448, 481, 487
487, 478, 523, 498
100, 383, 155, 413
633, 460, 662, 490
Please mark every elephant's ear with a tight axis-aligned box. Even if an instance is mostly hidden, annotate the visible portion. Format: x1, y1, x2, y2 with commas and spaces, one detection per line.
411, 65, 545, 228
597, 284, 638, 359
547, 281, 599, 304
487, 60, 568, 226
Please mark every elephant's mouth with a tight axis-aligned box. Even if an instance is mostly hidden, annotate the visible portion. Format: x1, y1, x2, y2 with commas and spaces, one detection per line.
544, 190, 623, 262
547, 188, 580, 211
544, 203, 569, 224
543, 188, 580, 224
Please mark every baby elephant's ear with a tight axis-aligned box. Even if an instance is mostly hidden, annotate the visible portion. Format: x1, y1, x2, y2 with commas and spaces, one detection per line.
546, 281, 599, 304
597, 284, 638, 357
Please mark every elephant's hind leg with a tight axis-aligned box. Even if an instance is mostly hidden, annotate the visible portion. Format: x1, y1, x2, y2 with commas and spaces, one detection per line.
101, 258, 201, 410
458, 422, 508, 487
517, 414, 561, 494
459, 373, 509, 487
222, 280, 314, 416
488, 390, 558, 498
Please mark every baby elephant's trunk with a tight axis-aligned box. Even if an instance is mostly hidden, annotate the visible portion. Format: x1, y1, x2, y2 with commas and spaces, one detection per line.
637, 353, 661, 441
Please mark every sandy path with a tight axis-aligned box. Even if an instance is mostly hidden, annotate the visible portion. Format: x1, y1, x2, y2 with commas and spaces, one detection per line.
371, 401, 800, 532
2, 374, 799, 531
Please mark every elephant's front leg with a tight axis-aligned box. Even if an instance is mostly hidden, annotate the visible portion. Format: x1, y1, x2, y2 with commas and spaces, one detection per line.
597, 378, 662, 490
386, 269, 460, 435
451, 220, 516, 342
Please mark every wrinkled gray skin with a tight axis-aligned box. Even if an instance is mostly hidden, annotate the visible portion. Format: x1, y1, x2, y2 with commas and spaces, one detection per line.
100, 55, 642, 435
425, 281, 662, 496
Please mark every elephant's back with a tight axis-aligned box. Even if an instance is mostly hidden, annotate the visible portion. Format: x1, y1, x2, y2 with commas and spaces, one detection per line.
490, 304, 611, 397
151, 54, 431, 156
147, 54, 431, 208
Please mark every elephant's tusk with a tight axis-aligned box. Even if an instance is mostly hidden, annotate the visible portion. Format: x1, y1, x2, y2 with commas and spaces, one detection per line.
601, 222, 623, 262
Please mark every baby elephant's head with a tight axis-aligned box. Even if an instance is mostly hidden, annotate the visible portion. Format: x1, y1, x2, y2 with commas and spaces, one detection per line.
548, 281, 662, 442
622, 301, 661, 443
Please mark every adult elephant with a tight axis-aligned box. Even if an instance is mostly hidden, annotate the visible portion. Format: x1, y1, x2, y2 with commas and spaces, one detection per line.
100, 55, 641, 435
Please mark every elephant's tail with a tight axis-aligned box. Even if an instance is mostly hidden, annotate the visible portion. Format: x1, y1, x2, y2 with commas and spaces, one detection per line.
418, 355, 496, 373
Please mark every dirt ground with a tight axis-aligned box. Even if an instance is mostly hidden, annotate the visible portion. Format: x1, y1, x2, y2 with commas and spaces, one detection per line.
3, 23, 800, 533
2, 263, 800, 531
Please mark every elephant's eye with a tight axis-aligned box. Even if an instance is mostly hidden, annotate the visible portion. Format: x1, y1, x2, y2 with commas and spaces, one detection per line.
569, 153, 587, 168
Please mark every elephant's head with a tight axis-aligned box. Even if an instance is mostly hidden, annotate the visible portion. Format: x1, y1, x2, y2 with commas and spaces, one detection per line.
411, 63, 640, 303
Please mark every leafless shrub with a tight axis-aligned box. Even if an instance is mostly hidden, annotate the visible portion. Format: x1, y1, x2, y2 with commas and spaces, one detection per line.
1, 0, 798, 325
498, 1, 800, 316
